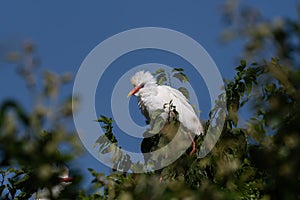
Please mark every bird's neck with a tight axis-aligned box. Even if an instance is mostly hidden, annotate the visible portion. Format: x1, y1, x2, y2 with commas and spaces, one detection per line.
140, 83, 158, 96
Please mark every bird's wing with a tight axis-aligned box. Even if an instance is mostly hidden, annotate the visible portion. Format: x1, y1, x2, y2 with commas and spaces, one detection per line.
159, 85, 195, 114
158, 85, 204, 135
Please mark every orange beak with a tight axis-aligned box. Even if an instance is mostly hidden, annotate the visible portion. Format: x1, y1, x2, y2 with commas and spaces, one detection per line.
59, 177, 73, 183
128, 85, 142, 97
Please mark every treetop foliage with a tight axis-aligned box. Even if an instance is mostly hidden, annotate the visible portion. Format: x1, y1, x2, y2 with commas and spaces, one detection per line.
1, 2, 300, 199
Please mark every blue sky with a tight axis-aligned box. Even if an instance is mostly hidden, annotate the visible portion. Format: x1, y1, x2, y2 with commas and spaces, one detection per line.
0, 0, 298, 187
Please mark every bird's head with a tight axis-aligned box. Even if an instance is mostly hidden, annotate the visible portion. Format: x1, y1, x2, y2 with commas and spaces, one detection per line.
128, 71, 157, 97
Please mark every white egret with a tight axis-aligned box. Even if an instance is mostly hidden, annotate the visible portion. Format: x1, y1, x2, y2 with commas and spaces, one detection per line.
128, 71, 204, 156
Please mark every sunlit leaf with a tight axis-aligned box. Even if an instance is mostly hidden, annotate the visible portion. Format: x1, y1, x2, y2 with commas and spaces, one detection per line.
152, 68, 165, 76
173, 72, 189, 83
157, 73, 167, 85
178, 87, 190, 100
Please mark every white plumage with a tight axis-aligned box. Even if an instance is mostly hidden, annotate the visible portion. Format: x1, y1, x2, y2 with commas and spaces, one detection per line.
128, 71, 204, 154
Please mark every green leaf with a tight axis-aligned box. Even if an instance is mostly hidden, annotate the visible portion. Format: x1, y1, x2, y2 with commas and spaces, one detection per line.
240, 59, 247, 67
0, 185, 5, 196
150, 109, 164, 120
101, 146, 112, 154
238, 82, 246, 95
245, 81, 253, 97
94, 115, 113, 124
157, 73, 167, 85
178, 87, 190, 100
152, 68, 165, 76
173, 72, 189, 83
14, 174, 30, 187
148, 116, 165, 134
236, 60, 247, 71
172, 68, 184, 72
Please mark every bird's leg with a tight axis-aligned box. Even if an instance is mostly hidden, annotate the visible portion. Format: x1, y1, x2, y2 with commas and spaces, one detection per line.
188, 133, 196, 156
